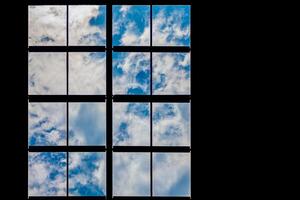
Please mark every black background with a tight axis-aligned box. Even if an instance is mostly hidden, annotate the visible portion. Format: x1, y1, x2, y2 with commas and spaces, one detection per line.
0, 0, 258, 198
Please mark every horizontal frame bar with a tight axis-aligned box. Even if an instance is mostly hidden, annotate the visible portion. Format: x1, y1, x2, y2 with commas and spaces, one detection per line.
28, 0, 192, 5
28, 197, 106, 200
28, 95, 106, 102
28, 46, 190, 53
114, 197, 191, 200
28, 197, 190, 200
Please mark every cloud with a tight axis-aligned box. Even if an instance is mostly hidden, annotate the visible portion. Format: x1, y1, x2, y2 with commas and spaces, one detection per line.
113, 52, 150, 95
153, 6, 190, 46
113, 153, 150, 196
28, 103, 66, 146
29, 6, 66, 46
69, 6, 106, 45
29, 53, 66, 95
69, 103, 106, 145
153, 53, 190, 95
153, 103, 190, 146
69, 152, 106, 196
69, 52, 106, 95
28, 152, 66, 196
113, 103, 150, 146
113, 5, 150, 46
153, 153, 190, 196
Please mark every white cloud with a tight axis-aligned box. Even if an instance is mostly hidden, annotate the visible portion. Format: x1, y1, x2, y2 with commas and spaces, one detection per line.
69, 52, 106, 95
113, 103, 150, 146
153, 103, 190, 146
28, 53, 66, 95
29, 6, 66, 46
69, 6, 106, 46
153, 53, 190, 95
153, 153, 190, 196
28, 103, 66, 146
113, 153, 150, 196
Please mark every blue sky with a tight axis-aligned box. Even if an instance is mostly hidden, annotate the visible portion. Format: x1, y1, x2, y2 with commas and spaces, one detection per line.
28, 5, 191, 197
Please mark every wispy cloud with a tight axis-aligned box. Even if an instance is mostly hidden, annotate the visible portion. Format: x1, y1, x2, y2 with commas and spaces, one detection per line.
153, 153, 190, 196
28, 103, 66, 146
29, 53, 66, 95
113, 153, 150, 196
29, 6, 66, 46
69, 52, 106, 95
69, 6, 106, 45
28, 152, 66, 196
69, 103, 106, 145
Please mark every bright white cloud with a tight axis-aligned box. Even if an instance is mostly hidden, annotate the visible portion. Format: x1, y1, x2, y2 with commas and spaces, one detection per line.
28, 53, 66, 95
29, 6, 66, 46
153, 153, 190, 196
69, 103, 106, 145
113, 153, 150, 196
28, 152, 66, 196
28, 103, 66, 146
113, 103, 150, 146
69, 52, 106, 95
69, 6, 106, 46
153, 103, 190, 146
153, 53, 190, 95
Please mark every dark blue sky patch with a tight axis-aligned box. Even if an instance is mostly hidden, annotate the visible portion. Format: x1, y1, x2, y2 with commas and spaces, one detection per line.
89, 6, 106, 28
127, 87, 144, 95
136, 69, 150, 85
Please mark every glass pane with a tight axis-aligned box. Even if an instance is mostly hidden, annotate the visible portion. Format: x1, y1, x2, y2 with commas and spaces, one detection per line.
113, 5, 150, 46
153, 153, 191, 196
28, 152, 66, 196
113, 153, 150, 196
69, 103, 106, 146
69, 152, 106, 196
69, 6, 106, 46
113, 52, 150, 95
153, 6, 190, 46
113, 103, 150, 146
29, 6, 66, 46
153, 103, 190, 146
153, 53, 190, 95
28, 103, 66, 146
28, 53, 66, 95
69, 52, 106, 95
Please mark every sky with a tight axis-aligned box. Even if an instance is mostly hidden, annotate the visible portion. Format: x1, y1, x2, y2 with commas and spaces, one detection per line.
28, 5, 191, 197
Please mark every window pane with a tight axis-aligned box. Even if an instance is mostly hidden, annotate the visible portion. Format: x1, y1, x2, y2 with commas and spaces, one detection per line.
153, 153, 190, 196
113, 5, 150, 46
113, 103, 150, 146
113, 153, 150, 196
153, 53, 190, 95
28, 103, 66, 146
29, 6, 66, 46
113, 52, 150, 95
69, 152, 106, 196
153, 6, 190, 46
28, 53, 66, 95
69, 52, 106, 95
28, 152, 66, 196
153, 103, 190, 146
69, 6, 106, 46
69, 103, 106, 146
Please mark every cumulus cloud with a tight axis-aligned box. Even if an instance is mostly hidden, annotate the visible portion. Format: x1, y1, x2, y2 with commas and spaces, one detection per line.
153, 103, 190, 146
113, 52, 150, 95
153, 6, 190, 46
69, 6, 106, 46
28, 152, 66, 196
113, 5, 150, 46
28, 103, 66, 146
29, 6, 66, 46
69, 52, 106, 95
113, 153, 150, 196
69, 103, 106, 145
153, 153, 190, 196
113, 103, 150, 146
28, 53, 66, 95
153, 53, 190, 95
69, 152, 106, 196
